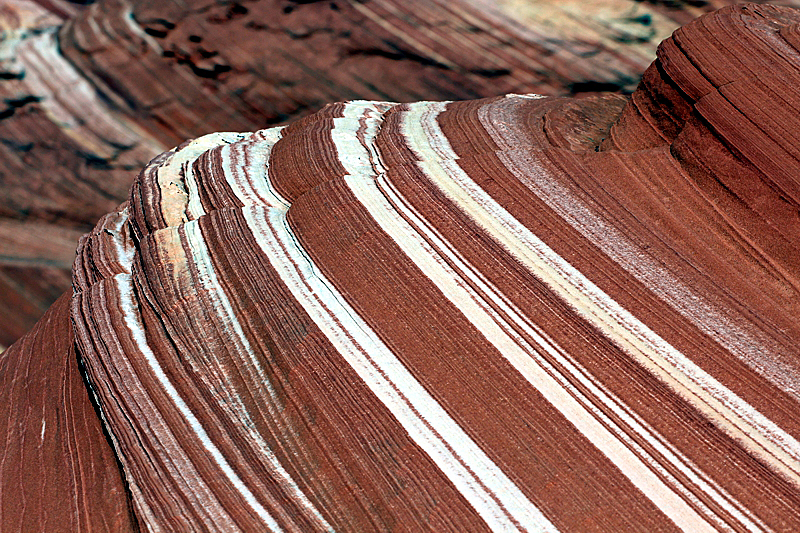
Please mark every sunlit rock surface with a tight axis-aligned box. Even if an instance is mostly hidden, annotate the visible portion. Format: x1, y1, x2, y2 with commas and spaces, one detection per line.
3, 3, 800, 531
2, 0, 795, 347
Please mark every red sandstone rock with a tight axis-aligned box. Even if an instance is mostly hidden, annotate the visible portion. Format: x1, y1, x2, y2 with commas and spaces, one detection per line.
3, 3, 800, 531
2, 0, 793, 347
0, 292, 135, 531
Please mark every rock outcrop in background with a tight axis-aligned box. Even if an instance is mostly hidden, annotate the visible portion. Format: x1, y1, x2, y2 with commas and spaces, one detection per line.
1, 0, 797, 348
2, 3, 800, 531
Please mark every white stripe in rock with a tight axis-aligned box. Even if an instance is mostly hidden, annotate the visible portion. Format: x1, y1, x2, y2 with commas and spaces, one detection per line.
348, 100, 720, 532
243, 201, 557, 533
115, 272, 279, 531
412, 97, 800, 485
384, 102, 766, 532
407, 99, 800, 487
180, 220, 335, 532
221, 128, 290, 210
482, 95, 800, 400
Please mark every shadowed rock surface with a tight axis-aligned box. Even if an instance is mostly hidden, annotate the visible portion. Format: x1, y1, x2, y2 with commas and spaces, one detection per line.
0, 292, 135, 531
3, 3, 800, 531
1, 0, 797, 347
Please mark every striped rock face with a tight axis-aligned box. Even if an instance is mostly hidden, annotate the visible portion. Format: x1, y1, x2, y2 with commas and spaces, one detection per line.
67, 4, 800, 531
0, 0, 722, 349
6, 0, 800, 350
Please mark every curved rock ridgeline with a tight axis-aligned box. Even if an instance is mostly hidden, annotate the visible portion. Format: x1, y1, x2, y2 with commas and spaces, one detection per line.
4, 3, 800, 531
3, 0, 794, 348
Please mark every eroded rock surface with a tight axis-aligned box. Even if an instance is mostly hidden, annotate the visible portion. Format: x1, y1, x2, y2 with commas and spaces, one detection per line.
0, 293, 135, 531
3, 3, 800, 531
2, 0, 795, 347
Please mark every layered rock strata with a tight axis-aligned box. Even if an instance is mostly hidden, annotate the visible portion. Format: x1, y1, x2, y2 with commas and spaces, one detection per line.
3, 0, 796, 347
0, 293, 135, 531
4, 3, 800, 531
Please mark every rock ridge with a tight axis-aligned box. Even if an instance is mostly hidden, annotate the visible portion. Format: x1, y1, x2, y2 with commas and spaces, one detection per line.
4, 0, 792, 347
3, 3, 800, 531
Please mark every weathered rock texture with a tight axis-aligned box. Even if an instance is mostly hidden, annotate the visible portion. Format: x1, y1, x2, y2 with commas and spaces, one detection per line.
3, 3, 800, 531
0, 292, 135, 531
2, 0, 797, 348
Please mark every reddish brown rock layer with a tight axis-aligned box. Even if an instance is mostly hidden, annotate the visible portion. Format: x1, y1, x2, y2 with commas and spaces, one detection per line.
604, 3, 800, 328
2, 0, 796, 347
3, 3, 800, 532
0, 292, 135, 531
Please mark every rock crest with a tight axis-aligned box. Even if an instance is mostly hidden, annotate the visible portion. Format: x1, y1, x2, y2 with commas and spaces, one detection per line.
3, 4, 800, 531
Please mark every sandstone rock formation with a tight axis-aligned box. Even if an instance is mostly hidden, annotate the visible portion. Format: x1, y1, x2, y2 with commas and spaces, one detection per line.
3, 3, 800, 531
0, 293, 135, 531
2, 0, 796, 348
